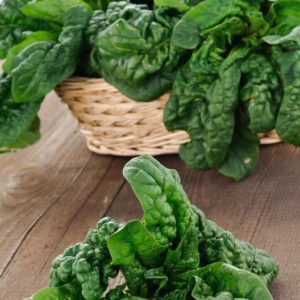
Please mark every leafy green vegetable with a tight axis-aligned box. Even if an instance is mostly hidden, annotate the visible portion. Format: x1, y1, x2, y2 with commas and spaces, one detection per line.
29, 156, 278, 299
154, 0, 189, 12
0, 0, 51, 59
218, 127, 259, 181
50, 217, 120, 300
3, 31, 57, 74
123, 154, 198, 246
2, 0, 300, 178
90, 2, 185, 101
21, 0, 92, 24
180, 263, 273, 299
240, 53, 282, 134
0, 74, 41, 152
11, 6, 90, 103
262, 28, 300, 146
171, 0, 259, 49
28, 283, 81, 300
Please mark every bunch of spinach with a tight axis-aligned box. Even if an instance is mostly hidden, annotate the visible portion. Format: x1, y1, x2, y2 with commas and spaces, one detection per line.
1, 0, 300, 180
29, 155, 278, 300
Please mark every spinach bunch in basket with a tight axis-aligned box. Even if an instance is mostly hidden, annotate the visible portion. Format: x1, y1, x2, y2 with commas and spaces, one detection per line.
28, 155, 279, 300
1, 0, 300, 180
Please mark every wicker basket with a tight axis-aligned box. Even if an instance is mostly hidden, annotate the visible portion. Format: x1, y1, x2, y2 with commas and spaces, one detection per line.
55, 77, 281, 156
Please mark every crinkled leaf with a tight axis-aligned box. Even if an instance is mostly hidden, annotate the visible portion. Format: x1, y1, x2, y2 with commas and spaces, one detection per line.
123, 155, 198, 246
154, 0, 189, 12
21, 0, 92, 23
0, 75, 41, 152
91, 2, 184, 101
11, 6, 90, 103
108, 220, 167, 267
164, 227, 199, 274
264, 25, 300, 45
272, 47, 300, 146
218, 128, 259, 181
171, 0, 259, 49
0, 28, 31, 59
3, 31, 57, 74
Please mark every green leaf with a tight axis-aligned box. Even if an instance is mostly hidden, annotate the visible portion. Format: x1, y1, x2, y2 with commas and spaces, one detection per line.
0, 28, 31, 59
218, 128, 259, 181
240, 53, 282, 134
108, 220, 167, 268
3, 31, 57, 74
11, 6, 90, 103
191, 263, 273, 300
123, 155, 198, 246
171, 0, 249, 49
264, 25, 300, 45
29, 283, 81, 300
272, 48, 300, 146
91, 2, 184, 101
154, 0, 189, 12
3, 116, 41, 151
21, 0, 92, 24
164, 227, 199, 274
0, 0, 53, 58
203, 62, 241, 168
0, 75, 41, 152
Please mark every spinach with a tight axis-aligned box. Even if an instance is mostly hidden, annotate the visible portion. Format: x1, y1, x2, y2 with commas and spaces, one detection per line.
90, 2, 185, 101
3, 31, 57, 74
29, 155, 277, 299
2, 0, 300, 180
49, 217, 120, 300
0, 0, 51, 59
171, 0, 259, 49
21, 0, 92, 24
11, 6, 90, 103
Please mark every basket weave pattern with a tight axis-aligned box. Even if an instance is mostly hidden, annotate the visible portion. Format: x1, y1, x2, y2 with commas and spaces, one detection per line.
56, 77, 281, 156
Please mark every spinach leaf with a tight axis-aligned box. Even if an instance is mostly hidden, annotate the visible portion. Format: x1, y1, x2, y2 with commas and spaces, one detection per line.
108, 220, 167, 267
123, 154, 198, 246
0, 28, 31, 59
0, 75, 41, 152
266, 0, 300, 35
164, 39, 248, 172
91, 2, 185, 101
187, 263, 273, 300
21, 0, 92, 24
0, 0, 51, 58
3, 31, 57, 74
218, 127, 259, 181
164, 227, 199, 275
171, 0, 259, 49
11, 6, 90, 103
28, 283, 81, 300
154, 0, 189, 12
240, 53, 282, 134
264, 25, 300, 45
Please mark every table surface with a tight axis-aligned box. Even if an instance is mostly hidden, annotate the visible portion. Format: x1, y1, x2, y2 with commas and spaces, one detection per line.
0, 92, 299, 300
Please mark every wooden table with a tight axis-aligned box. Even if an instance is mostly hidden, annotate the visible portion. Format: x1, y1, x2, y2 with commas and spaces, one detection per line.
0, 93, 299, 300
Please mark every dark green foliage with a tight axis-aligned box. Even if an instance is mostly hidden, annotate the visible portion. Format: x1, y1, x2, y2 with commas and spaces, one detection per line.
11, 6, 90, 103
29, 156, 278, 299
0, 74, 41, 152
2, 0, 300, 177
89, 2, 185, 101
49, 217, 120, 300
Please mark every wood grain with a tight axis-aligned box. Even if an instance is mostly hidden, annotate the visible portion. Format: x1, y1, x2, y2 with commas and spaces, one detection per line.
0, 93, 299, 299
